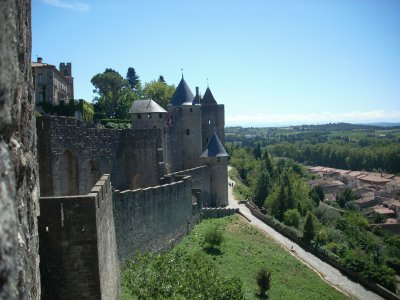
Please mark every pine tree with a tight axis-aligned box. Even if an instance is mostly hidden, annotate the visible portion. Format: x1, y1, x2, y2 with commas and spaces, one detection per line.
253, 143, 262, 159
253, 169, 270, 208
277, 184, 286, 221
303, 213, 316, 242
126, 67, 141, 91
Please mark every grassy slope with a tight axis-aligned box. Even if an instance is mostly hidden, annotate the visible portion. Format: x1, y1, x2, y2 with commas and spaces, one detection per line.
174, 215, 349, 300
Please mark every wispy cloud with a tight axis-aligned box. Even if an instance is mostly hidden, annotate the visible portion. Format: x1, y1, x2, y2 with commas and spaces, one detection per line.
41, 0, 90, 12
226, 110, 400, 126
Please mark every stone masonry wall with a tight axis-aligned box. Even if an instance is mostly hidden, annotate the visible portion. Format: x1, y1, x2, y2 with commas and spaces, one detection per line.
166, 166, 211, 207
38, 175, 120, 299
37, 116, 162, 196
0, 1, 40, 299
113, 176, 193, 261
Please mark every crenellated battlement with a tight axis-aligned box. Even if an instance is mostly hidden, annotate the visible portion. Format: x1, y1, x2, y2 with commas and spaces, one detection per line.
113, 175, 194, 260
38, 175, 120, 299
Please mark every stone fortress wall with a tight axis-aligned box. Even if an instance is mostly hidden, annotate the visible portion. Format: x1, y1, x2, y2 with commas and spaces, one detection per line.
35, 75, 228, 298
113, 175, 193, 261
38, 175, 120, 299
37, 116, 163, 196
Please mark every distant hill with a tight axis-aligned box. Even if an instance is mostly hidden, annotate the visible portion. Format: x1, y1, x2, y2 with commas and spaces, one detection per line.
226, 122, 400, 131
359, 122, 400, 127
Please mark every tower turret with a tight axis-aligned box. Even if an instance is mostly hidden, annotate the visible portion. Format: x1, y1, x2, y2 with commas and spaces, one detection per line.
201, 131, 229, 207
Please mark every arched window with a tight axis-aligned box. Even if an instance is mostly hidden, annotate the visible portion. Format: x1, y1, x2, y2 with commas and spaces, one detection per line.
60, 149, 79, 195
88, 160, 100, 188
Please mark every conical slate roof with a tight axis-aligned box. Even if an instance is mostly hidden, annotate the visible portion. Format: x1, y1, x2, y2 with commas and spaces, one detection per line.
170, 77, 194, 106
201, 87, 217, 105
201, 132, 228, 157
129, 99, 167, 114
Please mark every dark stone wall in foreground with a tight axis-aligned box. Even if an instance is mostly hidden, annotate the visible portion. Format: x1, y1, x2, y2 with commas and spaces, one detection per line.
0, 1, 40, 299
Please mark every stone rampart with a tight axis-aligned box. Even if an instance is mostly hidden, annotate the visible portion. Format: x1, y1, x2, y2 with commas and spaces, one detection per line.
38, 175, 120, 299
37, 116, 162, 196
166, 165, 211, 207
113, 176, 194, 261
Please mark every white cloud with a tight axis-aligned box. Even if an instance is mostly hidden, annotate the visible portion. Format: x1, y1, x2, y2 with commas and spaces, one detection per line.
226, 110, 400, 126
41, 0, 90, 12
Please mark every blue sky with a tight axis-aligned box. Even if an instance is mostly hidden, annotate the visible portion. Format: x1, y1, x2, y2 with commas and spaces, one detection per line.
32, 0, 400, 126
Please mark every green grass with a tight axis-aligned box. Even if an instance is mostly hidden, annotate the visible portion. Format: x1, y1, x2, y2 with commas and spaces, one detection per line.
174, 215, 349, 300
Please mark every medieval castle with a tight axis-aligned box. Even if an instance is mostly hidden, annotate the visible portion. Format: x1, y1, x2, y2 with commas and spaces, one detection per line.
36, 73, 229, 298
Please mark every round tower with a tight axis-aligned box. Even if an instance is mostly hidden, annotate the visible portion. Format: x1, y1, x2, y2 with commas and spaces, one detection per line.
201, 131, 229, 207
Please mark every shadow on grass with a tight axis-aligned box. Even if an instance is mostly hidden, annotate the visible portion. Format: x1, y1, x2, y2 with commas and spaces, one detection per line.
255, 293, 269, 299
203, 246, 223, 256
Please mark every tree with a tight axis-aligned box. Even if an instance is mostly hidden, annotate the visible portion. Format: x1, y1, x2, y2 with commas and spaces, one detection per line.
283, 208, 301, 228
91, 68, 131, 118
336, 188, 355, 208
142, 80, 175, 109
203, 226, 223, 249
303, 213, 316, 242
277, 184, 286, 221
255, 267, 271, 297
253, 143, 262, 159
252, 166, 270, 208
126, 67, 141, 91
262, 149, 274, 174
309, 185, 324, 206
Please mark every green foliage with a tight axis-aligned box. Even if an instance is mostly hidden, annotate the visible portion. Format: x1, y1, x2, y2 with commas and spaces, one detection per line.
309, 185, 324, 206
92, 68, 139, 119
203, 226, 223, 249
122, 250, 244, 299
255, 267, 271, 296
142, 80, 175, 109
313, 206, 342, 225
252, 165, 271, 208
303, 213, 316, 242
37, 99, 93, 122
283, 209, 301, 228
336, 188, 356, 208
82, 100, 94, 122
126, 67, 141, 91
342, 249, 396, 292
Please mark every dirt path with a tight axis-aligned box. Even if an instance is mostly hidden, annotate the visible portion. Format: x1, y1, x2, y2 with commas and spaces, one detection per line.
227, 166, 383, 300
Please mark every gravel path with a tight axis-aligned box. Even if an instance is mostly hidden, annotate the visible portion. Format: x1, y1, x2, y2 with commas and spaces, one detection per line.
227, 167, 383, 300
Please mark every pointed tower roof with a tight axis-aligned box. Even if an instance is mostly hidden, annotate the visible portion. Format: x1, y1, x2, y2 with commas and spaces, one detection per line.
129, 99, 167, 114
201, 87, 217, 105
170, 77, 194, 106
201, 132, 228, 157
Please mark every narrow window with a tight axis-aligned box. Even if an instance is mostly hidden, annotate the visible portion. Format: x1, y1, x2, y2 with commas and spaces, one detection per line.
186, 129, 190, 135
190, 108, 193, 112
147, 114, 151, 119
137, 114, 141, 119
159, 113, 162, 118
208, 119, 211, 125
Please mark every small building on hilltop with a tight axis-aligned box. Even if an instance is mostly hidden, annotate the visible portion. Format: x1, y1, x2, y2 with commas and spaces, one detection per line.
32, 57, 74, 104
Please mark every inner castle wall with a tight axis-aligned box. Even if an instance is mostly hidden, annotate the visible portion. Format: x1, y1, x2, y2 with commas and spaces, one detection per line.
113, 175, 194, 261
37, 116, 163, 196
38, 175, 120, 299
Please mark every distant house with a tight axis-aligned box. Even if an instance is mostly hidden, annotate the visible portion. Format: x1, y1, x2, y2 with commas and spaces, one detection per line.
308, 178, 346, 195
32, 57, 74, 105
359, 174, 392, 186
355, 195, 376, 209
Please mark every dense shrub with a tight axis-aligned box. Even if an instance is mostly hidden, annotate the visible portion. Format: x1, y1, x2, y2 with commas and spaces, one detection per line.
283, 208, 301, 228
255, 267, 271, 297
203, 226, 223, 249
